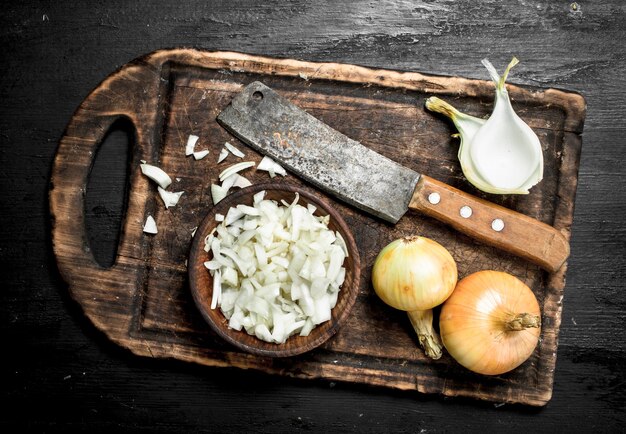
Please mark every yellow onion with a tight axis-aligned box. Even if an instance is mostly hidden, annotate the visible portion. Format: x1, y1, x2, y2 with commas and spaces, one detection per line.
440, 270, 541, 375
372, 236, 457, 359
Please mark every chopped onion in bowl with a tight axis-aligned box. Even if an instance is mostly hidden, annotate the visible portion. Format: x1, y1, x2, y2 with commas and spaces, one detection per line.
204, 191, 347, 344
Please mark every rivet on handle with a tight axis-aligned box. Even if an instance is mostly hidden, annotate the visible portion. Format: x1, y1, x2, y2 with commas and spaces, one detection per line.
491, 218, 505, 232
428, 192, 441, 205
459, 206, 472, 218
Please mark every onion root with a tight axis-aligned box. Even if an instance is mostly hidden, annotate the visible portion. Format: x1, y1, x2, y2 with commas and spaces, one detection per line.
505, 313, 541, 331
407, 310, 443, 360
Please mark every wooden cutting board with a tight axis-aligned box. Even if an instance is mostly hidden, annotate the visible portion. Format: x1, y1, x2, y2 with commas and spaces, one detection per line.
50, 49, 585, 406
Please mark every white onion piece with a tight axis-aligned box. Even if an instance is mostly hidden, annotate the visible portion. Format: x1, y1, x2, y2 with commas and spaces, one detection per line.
205, 191, 347, 344
193, 149, 210, 160
186, 134, 199, 156
142, 215, 158, 234
253, 190, 265, 205
211, 184, 228, 204
224, 141, 245, 158
140, 163, 172, 189
211, 270, 222, 309
157, 187, 184, 209
312, 294, 332, 325
221, 173, 239, 192
203, 230, 215, 252
203, 260, 221, 270
299, 318, 315, 337
257, 156, 286, 177
237, 204, 260, 216
224, 207, 245, 226
222, 267, 239, 287
233, 175, 252, 188
217, 148, 229, 163
335, 231, 349, 258
219, 162, 255, 182
212, 174, 254, 208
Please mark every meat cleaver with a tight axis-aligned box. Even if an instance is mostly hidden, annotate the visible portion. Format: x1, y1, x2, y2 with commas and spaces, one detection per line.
217, 81, 569, 272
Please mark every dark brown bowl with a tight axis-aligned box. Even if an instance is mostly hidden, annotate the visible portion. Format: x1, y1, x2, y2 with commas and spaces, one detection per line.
188, 183, 361, 357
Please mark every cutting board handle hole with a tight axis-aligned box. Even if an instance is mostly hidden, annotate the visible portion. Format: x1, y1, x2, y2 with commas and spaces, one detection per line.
85, 117, 133, 268
252, 90, 264, 101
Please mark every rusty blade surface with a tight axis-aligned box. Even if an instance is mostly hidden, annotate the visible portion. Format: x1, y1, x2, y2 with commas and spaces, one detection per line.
217, 82, 420, 223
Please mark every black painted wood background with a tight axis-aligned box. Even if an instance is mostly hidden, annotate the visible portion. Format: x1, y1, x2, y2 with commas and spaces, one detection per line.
2, 1, 624, 432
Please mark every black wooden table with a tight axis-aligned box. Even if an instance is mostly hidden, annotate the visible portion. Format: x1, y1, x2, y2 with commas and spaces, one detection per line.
2, 1, 624, 431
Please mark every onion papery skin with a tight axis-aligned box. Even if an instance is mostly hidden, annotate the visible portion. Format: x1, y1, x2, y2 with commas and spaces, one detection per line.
440, 270, 541, 376
372, 236, 457, 311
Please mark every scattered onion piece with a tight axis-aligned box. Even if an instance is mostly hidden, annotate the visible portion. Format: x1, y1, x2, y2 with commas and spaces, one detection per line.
221, 173, 239, 191
221, 174, 252, 191
186, 134, 199, 156
233, 175, 252, 188
217, 148, 229, 163
193, 149, 210, 160
219, 161, 256, 181
213, 176, 251, 206
211, 184, 228, 204
158, 187, 184, 209
143, 215, 158, 234
224, 142, 245, 158
257, 156, 286, 177
140, 163, 172, 189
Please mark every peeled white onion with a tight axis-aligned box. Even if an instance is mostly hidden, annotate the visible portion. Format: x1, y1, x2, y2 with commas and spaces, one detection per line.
425, 57, 543, 195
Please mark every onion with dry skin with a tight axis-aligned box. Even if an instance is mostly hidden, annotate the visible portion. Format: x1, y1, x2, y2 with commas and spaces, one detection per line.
372, 236, 457, 359
439, 270, 541, 375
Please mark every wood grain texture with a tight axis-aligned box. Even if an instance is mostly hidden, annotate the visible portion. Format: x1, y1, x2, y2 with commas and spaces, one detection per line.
49, 49, 583, 406
3, 0, 625, 431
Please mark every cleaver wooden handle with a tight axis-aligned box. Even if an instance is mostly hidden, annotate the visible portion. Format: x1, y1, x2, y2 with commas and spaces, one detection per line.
409, 175, 570, 272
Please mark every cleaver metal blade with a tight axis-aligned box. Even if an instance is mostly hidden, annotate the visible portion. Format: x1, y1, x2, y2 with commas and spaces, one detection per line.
217, 81, 570, 272
217, 81, 419, 224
